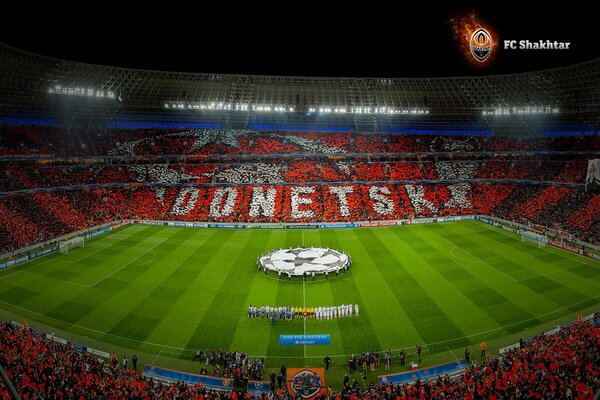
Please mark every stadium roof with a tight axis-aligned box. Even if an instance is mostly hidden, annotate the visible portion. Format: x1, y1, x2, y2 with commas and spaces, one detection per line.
0, 43, 599, 134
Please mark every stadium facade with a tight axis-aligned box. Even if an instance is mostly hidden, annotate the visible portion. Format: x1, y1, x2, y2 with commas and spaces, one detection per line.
0, 42, 598, 135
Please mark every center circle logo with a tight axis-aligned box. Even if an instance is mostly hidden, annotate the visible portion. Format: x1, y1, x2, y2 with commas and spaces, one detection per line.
258, 247, 351, 277
470, 28, 493, 62
291, 369, 322, 399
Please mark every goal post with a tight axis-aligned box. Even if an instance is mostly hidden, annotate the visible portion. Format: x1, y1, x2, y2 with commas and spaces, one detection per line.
59, 236, 85, 254
519, 230, 547, 248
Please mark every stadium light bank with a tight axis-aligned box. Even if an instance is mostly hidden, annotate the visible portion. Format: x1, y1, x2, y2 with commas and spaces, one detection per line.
164, 102, 429, 115
481, 106, 560, 116
48, 85, 119, 100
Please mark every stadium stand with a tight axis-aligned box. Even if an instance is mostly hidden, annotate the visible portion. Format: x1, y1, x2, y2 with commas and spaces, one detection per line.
1, 129, 600, 254
1, 315, 598, 399
3, 128, 600, 157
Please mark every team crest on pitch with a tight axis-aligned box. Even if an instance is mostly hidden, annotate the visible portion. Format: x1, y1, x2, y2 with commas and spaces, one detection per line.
291, 369, 322, 398
470, 28, 493, 62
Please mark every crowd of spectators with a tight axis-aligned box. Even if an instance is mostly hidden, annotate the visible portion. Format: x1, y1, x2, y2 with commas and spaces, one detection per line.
1, 316, 598, 399
327, 317, 600, 400
2, 128, 600, 253
2, 160, 593, 193
192, 349, 265, 383
2, 178, 600, 254
3, 127, 600, 157
0, 321, 238, 399
508, 186, 574, 221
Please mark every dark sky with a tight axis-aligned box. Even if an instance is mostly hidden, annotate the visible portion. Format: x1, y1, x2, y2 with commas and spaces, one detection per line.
1, 3, 597, 78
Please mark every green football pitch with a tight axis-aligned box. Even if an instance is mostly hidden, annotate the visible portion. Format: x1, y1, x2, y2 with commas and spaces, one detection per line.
1, 220, 599, 380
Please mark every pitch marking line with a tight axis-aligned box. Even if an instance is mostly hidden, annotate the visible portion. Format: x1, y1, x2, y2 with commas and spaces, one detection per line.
0, 292, 598, 360
480, 222, 600, 271
448, 235, 600, 282
517, 263, 600, 282
0, 231, 133, 278
440, 235, 518, 282
107, 233, 136, 239
90, 238, 167, 287
0, 243, 156, 288
303, 278, 306, 358
450, 246, 481, 264
19, 270, 92, 288
446, 345, 458, 361
64, 242, 115, 263
152, 351, 163, 365
0, 257, 57, 280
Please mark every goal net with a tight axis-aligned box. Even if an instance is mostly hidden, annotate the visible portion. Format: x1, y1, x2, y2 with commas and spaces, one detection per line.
60, 236, 85, 254
519, 230, 547, 248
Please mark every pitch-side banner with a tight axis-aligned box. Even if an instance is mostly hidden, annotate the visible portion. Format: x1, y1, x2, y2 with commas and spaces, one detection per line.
280, 334, 331, 345
586, 159, 600, 193
378, 360, 467, 385
247, 380, 271, 397
286, 368, 325, 400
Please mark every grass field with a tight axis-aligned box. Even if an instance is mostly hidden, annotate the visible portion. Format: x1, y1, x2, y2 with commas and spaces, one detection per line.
0, 220, 599, 384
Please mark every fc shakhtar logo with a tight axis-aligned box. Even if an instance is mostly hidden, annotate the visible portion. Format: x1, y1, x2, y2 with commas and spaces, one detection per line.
290, 370, 322, 399
470, 28, 493, 62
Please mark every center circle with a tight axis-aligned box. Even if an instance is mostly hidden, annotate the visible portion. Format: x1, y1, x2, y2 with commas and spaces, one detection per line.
257, 247, 352, 277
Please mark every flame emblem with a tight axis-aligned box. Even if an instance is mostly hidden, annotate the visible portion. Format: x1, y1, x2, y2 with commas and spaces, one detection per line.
470, 28, 493, 62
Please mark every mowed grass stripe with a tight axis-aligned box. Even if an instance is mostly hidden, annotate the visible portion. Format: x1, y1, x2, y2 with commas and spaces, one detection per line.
0, 226, 157, 317
265, 230, 304, 359
161, 228, 248, 354
447, 227, 594, 309
467, 221, 600, 283
380, 226, 490, 349
104, 228, 205, 345
0, 225, 153, 288
72, 228, 200, 335
446, 222, 600, 317
184, 230, 273, 352
2, 221, 598, 365
460, 221, 599, 278
231, 230, 292, 357
355, 228, 467, 347
439, 233, 527, 282
439, 223, 561, 314
343, 229, 425, 351
408, 227, 542, 335
302, 229, 352, 359
318, 229, 382, 356
74, 227, 167, 286
0, 227, 178, 338
0, 273, 90, 324
140, 229, 234, 355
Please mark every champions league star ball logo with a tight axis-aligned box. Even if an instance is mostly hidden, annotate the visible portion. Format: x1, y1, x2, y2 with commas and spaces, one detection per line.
291, 370, 322, 399
470, 28, 493, 62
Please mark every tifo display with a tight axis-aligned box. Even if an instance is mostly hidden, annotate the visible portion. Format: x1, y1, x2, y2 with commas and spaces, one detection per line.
1, 130, 600, 255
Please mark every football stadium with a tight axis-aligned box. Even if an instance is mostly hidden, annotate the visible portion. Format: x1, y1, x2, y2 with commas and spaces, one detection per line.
0, 12, 600, 399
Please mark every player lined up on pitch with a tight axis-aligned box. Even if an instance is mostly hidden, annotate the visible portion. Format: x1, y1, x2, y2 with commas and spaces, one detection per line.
248, 304, 359, 320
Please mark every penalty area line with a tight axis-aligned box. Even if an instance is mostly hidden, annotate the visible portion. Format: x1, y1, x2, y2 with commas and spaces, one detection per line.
440, 235, 518, 282
90, 238, 167, 287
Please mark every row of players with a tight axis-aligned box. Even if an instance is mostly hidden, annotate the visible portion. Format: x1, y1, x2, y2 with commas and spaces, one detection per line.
247, 304, 359, 320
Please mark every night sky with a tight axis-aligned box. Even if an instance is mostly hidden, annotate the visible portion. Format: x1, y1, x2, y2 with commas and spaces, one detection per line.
1, 3, 597, 78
